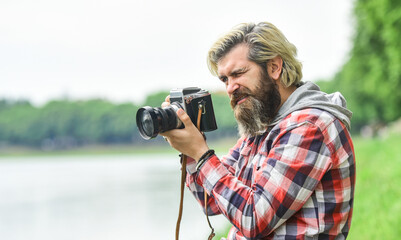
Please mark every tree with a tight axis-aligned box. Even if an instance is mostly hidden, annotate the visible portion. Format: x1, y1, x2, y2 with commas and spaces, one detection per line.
318, 0, 401, 131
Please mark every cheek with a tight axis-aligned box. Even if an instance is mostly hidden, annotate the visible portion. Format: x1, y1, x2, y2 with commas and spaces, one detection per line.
243, 76, 260, 91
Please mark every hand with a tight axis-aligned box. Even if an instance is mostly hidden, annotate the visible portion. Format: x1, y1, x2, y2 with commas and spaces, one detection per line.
160, 108, 209, 162
161, 95, 170, 108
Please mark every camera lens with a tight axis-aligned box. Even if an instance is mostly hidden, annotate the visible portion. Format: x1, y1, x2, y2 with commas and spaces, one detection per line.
136, 105, 181, 140
140, 111, 155, 137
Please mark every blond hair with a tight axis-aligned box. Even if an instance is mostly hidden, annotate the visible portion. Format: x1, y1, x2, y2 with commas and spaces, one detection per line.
207, 22, 303, 87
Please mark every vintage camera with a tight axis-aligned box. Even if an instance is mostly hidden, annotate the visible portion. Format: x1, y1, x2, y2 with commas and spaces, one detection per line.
136, 87, 218, 140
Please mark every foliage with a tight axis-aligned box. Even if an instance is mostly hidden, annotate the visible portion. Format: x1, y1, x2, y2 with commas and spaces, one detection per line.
0, 93, 236, 149
317, 0, 401, 131
142, 90, 169, 107
0, 98, 140, 148
6, 0, 401, 147
209, 92, 238, 140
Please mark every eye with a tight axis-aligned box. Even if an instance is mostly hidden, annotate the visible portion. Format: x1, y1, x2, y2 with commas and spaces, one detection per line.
219, 76, 228, 84
234, 70, 246, 77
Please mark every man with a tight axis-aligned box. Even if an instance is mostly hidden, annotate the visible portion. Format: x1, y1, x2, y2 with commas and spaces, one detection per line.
161, 22, 355, 240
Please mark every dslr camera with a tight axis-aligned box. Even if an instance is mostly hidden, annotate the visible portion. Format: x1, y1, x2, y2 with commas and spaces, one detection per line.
136, 87, 218, 140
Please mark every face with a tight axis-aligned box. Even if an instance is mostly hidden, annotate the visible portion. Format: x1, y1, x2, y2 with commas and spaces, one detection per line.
217, 44, 261, 101
217, 44, 281, 136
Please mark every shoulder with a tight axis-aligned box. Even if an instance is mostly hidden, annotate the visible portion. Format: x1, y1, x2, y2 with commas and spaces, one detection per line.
268, 108, 350, 147
262, 109, 354, 170
278, 108, 339, 133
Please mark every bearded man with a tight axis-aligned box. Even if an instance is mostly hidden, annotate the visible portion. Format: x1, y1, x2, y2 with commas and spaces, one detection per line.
161, 22, 355, 240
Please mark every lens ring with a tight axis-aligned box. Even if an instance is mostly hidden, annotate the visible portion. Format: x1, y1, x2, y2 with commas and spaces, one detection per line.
136, 105, 183, 140
136, 107, 158, 139
140, 112, 155, 137
157, 107, 169, 131
170, 103, 183, 129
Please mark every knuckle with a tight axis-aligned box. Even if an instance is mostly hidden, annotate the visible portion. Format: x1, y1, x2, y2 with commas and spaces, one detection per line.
182, 115, 191, 123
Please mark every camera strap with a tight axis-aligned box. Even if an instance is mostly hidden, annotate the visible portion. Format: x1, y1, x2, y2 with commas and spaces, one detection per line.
175, 102, 215, 240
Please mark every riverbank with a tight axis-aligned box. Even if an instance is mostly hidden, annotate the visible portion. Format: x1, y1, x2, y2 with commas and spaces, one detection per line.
0, 137, 238, 157
0, 144, 173, 157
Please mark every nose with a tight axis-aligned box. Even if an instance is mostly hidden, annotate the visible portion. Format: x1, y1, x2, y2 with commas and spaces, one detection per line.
226, 78, 239, 96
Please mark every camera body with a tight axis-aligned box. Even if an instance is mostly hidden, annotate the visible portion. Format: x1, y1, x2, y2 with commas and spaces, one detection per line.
169, 87, 217, 132
136, 87, 217, 140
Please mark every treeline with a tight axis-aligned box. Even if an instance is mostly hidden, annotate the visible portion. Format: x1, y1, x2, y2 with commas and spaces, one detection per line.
0, 92, 237, 149
4, 0, 400, 148
316, 0, 401, 132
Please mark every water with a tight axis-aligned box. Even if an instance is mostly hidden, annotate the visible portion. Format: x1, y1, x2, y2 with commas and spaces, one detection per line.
0, 154, 227, 240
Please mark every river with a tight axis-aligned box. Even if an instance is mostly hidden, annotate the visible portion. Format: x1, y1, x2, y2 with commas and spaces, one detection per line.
0, 154, 228, 240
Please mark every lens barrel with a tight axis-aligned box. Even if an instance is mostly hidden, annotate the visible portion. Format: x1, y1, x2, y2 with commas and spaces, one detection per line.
136, 105, 180, 140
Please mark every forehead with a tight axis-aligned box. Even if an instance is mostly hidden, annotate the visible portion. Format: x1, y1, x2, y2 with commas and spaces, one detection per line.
217, 44, 250, 75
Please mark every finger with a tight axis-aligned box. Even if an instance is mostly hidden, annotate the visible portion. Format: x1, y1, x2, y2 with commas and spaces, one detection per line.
160, 131, 171, 137
159, 129, 178, 138
161, 101, 170, 108
176, 108, 193, 127
161, 95, 171, 108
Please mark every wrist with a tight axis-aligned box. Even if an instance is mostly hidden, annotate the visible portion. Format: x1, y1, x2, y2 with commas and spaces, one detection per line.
196, 149, 215, 171
193, 146, 210, 162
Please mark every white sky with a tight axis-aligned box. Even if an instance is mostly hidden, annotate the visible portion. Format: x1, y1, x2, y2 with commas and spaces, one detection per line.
0, 0, 354, 106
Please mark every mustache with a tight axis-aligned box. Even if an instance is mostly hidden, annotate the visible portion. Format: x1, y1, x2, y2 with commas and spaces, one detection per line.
230, 87, 253, 108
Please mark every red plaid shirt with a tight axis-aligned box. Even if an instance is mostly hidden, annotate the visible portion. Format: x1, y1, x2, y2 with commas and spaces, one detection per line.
186, 108, 355, 239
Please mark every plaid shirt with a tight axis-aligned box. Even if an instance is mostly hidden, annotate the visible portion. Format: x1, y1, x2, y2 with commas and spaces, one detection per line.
186, 108, 355, 239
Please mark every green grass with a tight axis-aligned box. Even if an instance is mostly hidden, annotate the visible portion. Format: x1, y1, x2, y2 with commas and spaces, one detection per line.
348, 134, 401, 239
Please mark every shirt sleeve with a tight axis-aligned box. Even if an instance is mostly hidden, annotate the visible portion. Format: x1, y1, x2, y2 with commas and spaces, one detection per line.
194, 122, 333, 239
185, 137, 245, 216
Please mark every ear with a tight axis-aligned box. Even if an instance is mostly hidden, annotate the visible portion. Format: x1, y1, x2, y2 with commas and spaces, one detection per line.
267, 56, 283, 81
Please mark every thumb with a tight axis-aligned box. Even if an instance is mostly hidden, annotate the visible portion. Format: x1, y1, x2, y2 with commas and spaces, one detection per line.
176, 108, 193, 127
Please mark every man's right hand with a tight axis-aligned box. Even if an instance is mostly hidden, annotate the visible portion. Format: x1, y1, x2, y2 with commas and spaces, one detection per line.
159, 95, 210, 161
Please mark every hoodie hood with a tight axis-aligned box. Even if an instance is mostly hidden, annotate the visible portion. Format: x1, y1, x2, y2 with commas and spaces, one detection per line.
269, 81, 353, 130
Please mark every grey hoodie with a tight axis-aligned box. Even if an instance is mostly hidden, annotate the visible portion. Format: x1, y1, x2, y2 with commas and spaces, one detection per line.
269, 81, 353, 130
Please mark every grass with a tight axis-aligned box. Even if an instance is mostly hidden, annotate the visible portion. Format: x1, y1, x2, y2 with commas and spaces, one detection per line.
348, 134, 401, 239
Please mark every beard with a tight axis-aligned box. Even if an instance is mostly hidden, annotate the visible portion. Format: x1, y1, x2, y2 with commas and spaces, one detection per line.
230, 68, 281, 137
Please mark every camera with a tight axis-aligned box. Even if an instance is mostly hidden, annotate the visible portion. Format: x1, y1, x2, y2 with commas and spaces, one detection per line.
136, 87, 218, 140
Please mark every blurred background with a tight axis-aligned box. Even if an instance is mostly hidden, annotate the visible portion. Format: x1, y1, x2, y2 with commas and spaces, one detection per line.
1, 0, 400, 239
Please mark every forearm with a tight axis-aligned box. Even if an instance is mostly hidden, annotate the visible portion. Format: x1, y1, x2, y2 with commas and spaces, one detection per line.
195, 155, 272, 238
185, 138, 245, 216
186, 138, 244, 215
185, 156, 222, 215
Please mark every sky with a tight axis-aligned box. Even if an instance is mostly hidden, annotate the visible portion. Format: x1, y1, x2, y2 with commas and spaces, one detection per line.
0, 0, 354, 106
